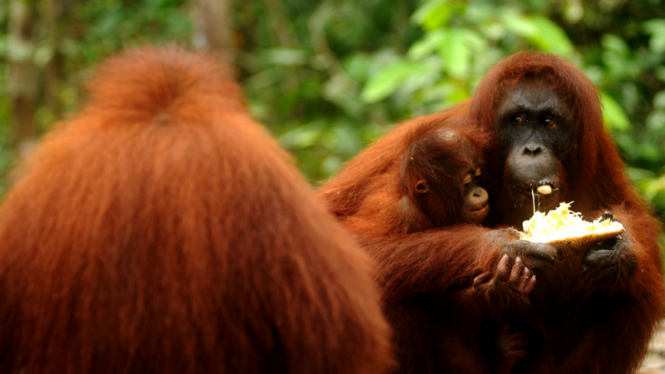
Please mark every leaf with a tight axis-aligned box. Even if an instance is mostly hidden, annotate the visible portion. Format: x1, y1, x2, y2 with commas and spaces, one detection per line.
342, 53, 373, 82
322, 74, 363, 117
407, 30, 447, 60
643, 19, 665, 54
646, 110, 665, 133
262, 48, 308, 66
278, 125, 325, 149
602, 34, 630, 55
502, 12, 573, 55
400, 57, 441, 96
600, 92, 631, 132
529, 16, 574, 55
502, 11, 538, 36
440, 28, 471, 78
411, 0, 453, 31
653, 90, 665, 109
445, 81, 471, 103
361, 61, 419, 103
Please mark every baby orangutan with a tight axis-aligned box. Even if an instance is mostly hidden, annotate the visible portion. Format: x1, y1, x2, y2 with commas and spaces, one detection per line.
402, 127, 490, 227
321, 117, 536, 373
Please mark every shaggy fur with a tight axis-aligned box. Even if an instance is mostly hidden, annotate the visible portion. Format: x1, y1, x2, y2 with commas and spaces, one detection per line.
320, 52, 664, 374
320, 114, 535, 374
472, 52, 665, 374
0, 47, 393, 374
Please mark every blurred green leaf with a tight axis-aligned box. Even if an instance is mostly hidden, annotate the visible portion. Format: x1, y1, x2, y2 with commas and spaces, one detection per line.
278, 124, 325, 149
653, 90, 665, 109
646, 109, 665, 133
440, 28, 471, 78
602, 34, 631, 55
643, 19, 665, 54
408, 30, 447, 60
342, 53, 373, 83
262, 49, 309, 66
529, 16, 574, 55
502, 11, 539, 36
502, 12, 573, 55
600, 92, 631, 132
362, 61, 428, 103
412, 0, 454, 31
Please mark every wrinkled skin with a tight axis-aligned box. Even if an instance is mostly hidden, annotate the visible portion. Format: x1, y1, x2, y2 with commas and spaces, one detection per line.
494, 79, 572, 227
471, 52, 664, 374
493, 77, 635, 281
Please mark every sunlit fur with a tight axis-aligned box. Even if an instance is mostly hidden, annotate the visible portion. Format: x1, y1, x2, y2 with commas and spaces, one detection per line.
470, 51, 665, 374
0, 47, 393, 374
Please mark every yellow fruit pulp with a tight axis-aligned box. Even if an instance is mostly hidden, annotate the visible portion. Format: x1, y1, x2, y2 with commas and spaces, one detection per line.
520, 202, 624, 243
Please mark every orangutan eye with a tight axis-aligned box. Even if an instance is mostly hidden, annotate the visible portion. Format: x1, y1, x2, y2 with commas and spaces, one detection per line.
473, 168, 482, 183
463, 173, 473, 189
543, 117, 556, 129
513, 114, 526, 126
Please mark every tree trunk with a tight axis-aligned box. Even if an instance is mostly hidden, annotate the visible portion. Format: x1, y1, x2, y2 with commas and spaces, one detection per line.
262, 0, 299, 48
43, 0, 64, 122
192, 0, 235, 65
8, 0, 39, 157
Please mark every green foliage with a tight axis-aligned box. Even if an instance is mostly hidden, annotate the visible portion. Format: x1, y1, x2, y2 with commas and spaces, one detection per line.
11, 0, 191, 124
0, 0, 192, 192
0, 0, 663, 229
236, 0, 665, 231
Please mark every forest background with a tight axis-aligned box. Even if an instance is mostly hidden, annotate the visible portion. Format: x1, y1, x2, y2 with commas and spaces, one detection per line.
1, 0, 664, 251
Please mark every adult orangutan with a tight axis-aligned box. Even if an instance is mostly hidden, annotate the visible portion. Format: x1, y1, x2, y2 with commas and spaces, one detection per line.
0, 47, 393, 374
469, 51, 665, 374
320, 52, 664, 374
320, 113, 548, 374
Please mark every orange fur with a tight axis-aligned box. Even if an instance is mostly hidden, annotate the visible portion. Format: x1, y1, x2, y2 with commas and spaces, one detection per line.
472, 52, 665, 374
320, 111, 524, 374
320, 51, 665, 374
0, 47, 392, 374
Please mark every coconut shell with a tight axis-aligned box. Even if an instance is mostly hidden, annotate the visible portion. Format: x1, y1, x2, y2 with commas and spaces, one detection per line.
523, 227, 625, 257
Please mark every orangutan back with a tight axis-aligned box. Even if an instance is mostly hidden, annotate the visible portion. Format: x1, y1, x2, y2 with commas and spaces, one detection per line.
0, 47, 392, 374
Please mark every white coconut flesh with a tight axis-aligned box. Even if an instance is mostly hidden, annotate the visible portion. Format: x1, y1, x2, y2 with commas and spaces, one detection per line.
520, 202, 624, 244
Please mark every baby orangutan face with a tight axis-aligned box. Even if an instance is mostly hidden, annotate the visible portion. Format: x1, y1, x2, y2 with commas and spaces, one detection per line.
403, 128, 490, 228
461, 167, 489, 223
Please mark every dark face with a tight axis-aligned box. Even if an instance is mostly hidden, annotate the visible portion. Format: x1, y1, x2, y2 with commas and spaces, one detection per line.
495, 79, 574, 226
460, 168, 490, 224
404, 130, 489, 227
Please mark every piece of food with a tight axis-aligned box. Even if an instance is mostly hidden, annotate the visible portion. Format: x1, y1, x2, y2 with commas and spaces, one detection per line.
536, 185, 552, 195
520, 202, 625, 257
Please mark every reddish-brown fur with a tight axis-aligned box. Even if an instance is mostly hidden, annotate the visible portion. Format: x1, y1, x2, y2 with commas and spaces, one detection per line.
319, 114, 538, 374
0, 47, 392, 374
339, 114, 488, 236
470, 52, 665, 374
320, 53, 665, 374
320, 52, 664, 374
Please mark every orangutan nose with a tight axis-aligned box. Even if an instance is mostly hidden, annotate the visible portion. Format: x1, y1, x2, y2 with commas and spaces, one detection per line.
522, 142, 543, 156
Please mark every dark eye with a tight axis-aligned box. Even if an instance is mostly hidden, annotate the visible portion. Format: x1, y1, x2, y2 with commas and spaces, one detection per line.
463, 174, 473, 189
543, 117, 556, 129
474, 168, 482, 183
512, 114, 526, 126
